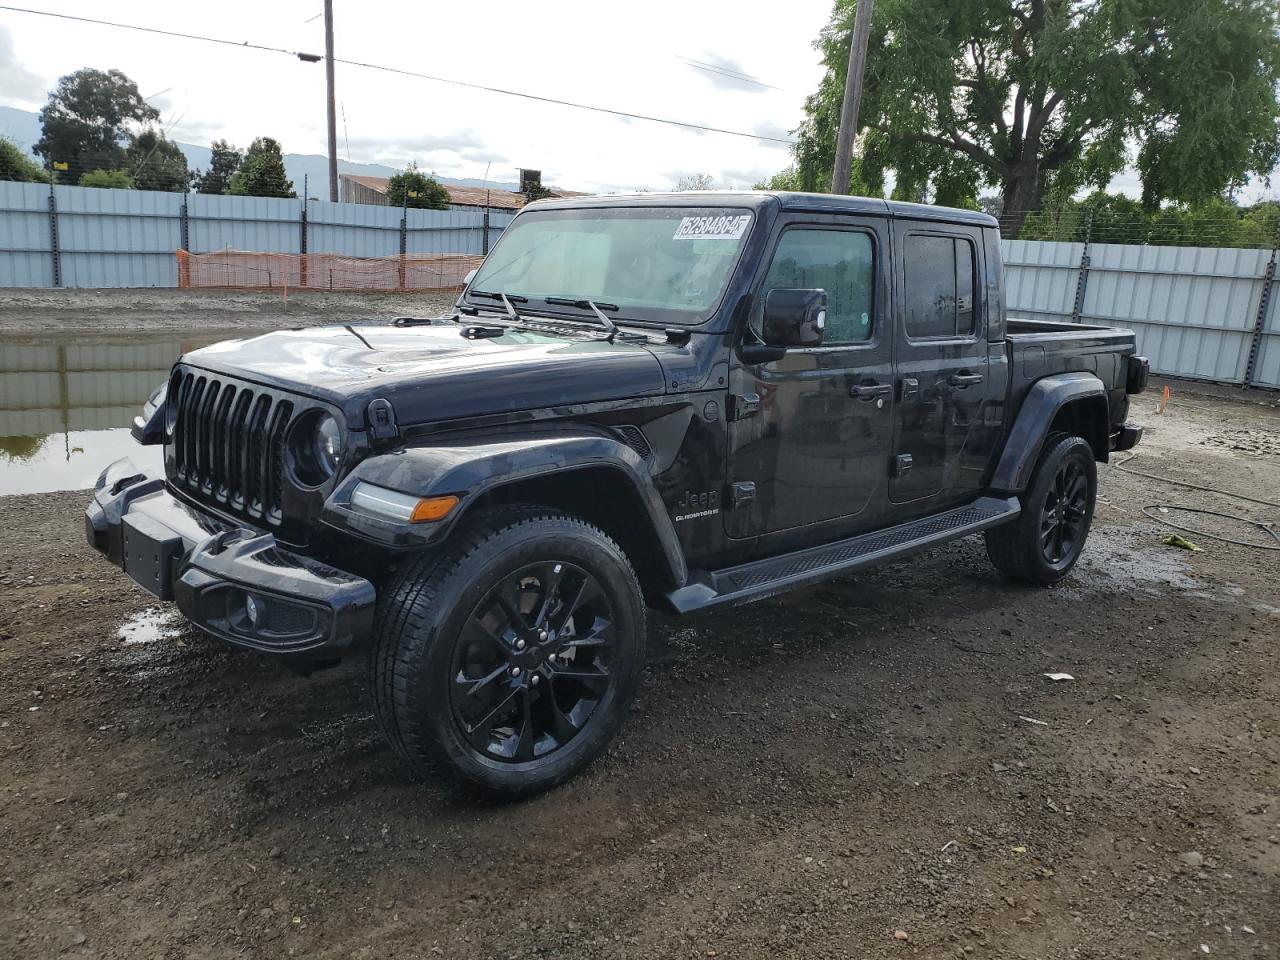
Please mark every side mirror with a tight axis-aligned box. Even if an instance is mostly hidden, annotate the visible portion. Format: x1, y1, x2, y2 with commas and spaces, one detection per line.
763, 288, 826, 348
462, 268, 478, 288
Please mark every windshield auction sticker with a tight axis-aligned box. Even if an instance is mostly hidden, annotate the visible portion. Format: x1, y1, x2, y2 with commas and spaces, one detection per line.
672, 214, 752, 241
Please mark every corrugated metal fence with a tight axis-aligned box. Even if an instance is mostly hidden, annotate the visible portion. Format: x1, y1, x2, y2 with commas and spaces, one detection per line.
2, 180, 1278, 388
0, 180, 515, 289
1000, 239, 1280, 389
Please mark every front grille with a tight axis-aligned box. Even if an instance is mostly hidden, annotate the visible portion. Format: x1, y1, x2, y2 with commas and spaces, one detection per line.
169, 370, 296, 527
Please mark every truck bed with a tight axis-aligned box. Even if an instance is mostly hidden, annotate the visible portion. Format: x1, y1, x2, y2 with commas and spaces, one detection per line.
1006, 316, 1134, 339
1003, 317, 1138, 424
1006, 316, 1137, 374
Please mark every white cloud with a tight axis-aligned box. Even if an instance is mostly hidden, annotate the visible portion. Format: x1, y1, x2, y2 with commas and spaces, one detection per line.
0, 0, 828, 193
0, 23, 45, 106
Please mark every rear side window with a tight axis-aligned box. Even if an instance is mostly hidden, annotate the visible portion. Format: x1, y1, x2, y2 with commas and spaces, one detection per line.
760, 228, 875, 344
903, 234, 978, 339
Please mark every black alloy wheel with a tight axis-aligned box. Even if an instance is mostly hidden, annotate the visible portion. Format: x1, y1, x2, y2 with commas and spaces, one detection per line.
984, 432, 1097, 585
370, 505, 645, 798
1039, 456, 1090, 567
450, 561, 616, 763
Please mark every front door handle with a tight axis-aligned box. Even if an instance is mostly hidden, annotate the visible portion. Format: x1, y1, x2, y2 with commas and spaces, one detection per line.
949, 372, 984, 388
849, 382, 892, 400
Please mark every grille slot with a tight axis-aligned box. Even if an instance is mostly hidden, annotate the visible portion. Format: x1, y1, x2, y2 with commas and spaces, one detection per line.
170, 371, 301, 527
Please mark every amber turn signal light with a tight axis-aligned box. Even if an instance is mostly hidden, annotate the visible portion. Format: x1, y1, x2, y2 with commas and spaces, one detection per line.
409, 495, 460, 523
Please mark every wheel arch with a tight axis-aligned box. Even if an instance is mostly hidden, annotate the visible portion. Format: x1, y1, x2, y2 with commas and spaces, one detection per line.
324, 428, 687, 595
990, 372, 1110, 494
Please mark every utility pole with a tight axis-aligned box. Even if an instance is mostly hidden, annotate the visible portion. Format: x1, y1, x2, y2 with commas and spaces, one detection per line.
830, 0, 874, 195
324, 0, 339, 202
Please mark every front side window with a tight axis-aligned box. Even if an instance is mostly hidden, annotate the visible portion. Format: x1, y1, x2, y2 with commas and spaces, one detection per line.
903, 234, 978, 339
466, 206, 754, 325
759, 228, 875, 344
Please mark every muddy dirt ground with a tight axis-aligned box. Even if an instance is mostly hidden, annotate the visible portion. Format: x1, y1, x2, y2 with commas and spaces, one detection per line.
2, 343, 1279, 956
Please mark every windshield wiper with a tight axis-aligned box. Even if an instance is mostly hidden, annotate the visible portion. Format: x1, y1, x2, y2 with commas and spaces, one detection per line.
470, 290, 528, 322
544, 297, 619, 342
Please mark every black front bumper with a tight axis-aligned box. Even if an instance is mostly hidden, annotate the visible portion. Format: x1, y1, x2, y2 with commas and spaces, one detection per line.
86, 458, 376, 656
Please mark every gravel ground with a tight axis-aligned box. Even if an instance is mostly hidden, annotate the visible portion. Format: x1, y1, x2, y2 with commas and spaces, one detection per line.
0, 295, 1277, 957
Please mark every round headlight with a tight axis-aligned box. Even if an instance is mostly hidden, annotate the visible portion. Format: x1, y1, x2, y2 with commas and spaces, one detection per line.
289, 411, 343, 487
315, 414, 342, 474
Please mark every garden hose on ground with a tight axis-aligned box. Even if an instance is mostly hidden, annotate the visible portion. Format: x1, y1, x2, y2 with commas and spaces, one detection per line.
1113, 451, 1280, 551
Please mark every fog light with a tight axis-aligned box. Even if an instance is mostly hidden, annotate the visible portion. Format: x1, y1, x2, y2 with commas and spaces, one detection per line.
245, 594, 261, 627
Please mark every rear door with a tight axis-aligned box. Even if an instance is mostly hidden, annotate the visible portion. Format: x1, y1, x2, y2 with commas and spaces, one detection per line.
889, 223, 996, 506
725, 213, 894, 540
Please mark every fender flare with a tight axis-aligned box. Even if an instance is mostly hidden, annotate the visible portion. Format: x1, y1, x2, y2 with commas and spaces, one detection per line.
322, 427, 687, 587
989, 371, 1109, 494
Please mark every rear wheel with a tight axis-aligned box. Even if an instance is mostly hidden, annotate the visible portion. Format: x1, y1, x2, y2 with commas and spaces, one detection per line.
985, 432, 1097, 585
370, 506, 645, 798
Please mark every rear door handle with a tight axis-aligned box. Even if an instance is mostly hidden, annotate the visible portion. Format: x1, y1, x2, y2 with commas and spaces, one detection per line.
949, 372, 984, 388
849, 382, 892, 400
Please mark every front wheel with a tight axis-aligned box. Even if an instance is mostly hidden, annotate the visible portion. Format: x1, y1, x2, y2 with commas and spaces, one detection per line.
369, 506, 646, 799
985, 432, 1097, 585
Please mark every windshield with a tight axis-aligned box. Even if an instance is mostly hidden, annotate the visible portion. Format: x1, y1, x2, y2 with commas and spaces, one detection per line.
466, 206, 754, 326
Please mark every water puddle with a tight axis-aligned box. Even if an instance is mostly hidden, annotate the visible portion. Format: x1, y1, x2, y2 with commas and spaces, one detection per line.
1067, 523, 1272, 612
0, 329, 262, 496
117, 606, 183, 646
1073, 524, 1202, 593
2, 428, 163, 496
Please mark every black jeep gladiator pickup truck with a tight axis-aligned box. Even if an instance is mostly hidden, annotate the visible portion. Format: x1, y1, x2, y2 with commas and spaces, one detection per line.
87, 192, 1148, 796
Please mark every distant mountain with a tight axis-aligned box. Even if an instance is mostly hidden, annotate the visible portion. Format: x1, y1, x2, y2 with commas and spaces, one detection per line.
0, 105, 519, 196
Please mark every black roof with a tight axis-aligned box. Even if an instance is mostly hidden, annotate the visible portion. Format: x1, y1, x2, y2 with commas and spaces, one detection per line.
530, 190, 998, 229
774, 192, 998, 228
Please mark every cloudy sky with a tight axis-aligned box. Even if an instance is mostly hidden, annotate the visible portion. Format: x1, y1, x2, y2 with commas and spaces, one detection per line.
0, 0, 832, 192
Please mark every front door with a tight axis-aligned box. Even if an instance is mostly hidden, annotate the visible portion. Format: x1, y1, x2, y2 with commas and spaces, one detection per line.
889, 223, 994, 506
726, 216, 895, 540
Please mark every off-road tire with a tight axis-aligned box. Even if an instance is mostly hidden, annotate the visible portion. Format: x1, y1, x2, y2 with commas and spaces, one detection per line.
985, 432, 1097, 585
369, 505, 646, 799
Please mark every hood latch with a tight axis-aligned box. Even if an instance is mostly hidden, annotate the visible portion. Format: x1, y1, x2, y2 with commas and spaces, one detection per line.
366, 398, 399, 441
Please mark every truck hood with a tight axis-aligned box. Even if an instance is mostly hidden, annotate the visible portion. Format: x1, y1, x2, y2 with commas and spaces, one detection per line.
183, 322, 669, 427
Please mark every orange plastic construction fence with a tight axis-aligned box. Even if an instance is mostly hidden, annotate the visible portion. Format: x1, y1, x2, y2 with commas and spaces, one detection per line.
176, 250, 484, 293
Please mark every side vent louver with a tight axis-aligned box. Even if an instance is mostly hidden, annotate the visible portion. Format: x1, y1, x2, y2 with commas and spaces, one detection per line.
615, 425, 653, 461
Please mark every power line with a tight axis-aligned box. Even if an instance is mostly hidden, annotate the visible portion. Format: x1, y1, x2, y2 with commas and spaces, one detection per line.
331, 54, 794, 144
0, 4, 795, 146
677, 56, 783, 91
0, 4, 307, 56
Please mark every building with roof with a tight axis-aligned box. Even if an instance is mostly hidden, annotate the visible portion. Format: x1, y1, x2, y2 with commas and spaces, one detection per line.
339, 172, 586, 211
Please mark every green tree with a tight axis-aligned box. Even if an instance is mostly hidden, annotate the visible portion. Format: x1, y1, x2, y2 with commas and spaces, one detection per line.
674, 173, 716, 191
125, 128, 190, 192
791, 0, 1280, 234
1018, 192, 1279, 248
752, 167, 804, 191
386, 162, 450, 209
228, 137, 295, 198
34, 68, 159, 183
79, 168, 135, 189
0, 137, 45, 182
195, 140, 242, 195
1239, 201, 1280, 248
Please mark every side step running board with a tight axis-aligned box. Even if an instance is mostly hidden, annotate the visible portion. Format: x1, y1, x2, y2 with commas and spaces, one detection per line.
665, 496, 1020, 614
